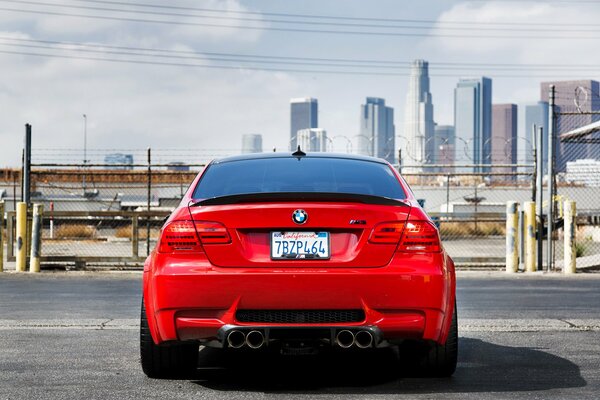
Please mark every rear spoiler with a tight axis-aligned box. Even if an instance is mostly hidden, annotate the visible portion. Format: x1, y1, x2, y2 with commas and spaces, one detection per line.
191, 192, 409, 207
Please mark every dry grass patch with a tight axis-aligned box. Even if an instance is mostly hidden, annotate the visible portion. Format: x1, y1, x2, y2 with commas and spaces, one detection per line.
115, 225, 159, 239
55, 224, 97, 239
439, 221, 505, 238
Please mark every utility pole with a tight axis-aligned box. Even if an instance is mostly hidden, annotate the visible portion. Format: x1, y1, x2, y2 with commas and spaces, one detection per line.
535, 126, 544, 271
547, 85, 556, 272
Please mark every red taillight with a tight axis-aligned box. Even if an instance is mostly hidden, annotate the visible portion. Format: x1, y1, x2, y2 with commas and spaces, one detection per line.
194, 221, 231, 244
369, 222, 405, 244
397, 220, 441, 253
157, 220, 230, 253
158, 220, 202, 253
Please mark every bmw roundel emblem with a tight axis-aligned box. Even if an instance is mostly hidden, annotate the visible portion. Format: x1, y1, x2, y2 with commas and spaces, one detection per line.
292, 209, 308, 225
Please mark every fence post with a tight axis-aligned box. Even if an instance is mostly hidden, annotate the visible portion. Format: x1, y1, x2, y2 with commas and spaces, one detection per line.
563, 200, 576, 274
0, 201, 4, 272
15, 202, 27, 272
23, 124, 32, 206
506, 202, 519, 273
524, 201, 536, 273
146, 148, 152, 256
29, 204, 43, 273
132, 214, 139, 258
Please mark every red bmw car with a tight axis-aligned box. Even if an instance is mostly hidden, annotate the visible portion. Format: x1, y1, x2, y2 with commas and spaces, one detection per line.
141, 151, 457, 377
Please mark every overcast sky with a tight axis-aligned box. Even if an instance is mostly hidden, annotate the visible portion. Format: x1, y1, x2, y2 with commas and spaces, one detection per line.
1, 0, 599, 166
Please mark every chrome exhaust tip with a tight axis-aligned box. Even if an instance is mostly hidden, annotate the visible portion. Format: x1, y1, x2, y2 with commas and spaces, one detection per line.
355, 330, 374, 349
245, 330, 265, 349
227, 330, 246, 349
336, 330, 355, 349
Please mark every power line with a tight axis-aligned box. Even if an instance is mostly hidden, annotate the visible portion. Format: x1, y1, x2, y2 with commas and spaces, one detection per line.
2, 4, 600, 40
70, 0, 600, 28
3, 39, 600, 72
2, 0, 599, 33
2, 48, 598, 78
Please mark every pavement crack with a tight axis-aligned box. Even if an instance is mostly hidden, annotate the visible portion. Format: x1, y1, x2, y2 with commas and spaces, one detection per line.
98, 319, 114, 330
558, 319, 579, 329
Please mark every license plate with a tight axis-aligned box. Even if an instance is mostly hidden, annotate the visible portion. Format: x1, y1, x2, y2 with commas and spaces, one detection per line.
271, 231, 330, 259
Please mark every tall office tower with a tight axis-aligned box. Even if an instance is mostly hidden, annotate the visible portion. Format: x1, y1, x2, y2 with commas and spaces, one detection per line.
454, 77, 492, 172
402, 60, 435, 171
540, 80, 600, 171
431, 124, 455, 172
241, 133, 263, 154
290, 98, 318, 150
521, 102, 549, 173
492, 104, 518, 180
359, 97, 395, 163
296, 128, 328, 152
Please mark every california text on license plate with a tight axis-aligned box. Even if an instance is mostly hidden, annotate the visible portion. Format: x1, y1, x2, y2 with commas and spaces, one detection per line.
271, 231, 330, 259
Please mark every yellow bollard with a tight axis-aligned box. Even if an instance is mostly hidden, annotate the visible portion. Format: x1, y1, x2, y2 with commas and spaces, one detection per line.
29, 204, 43, 273
563, 200, 577, 274
524, 201, 536, 273
0, 201, 4, 273
15, 202, 27, 272
506, 202, 519, 273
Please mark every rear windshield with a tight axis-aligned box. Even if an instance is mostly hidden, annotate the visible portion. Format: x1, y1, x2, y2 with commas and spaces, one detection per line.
192, 157, 406, 200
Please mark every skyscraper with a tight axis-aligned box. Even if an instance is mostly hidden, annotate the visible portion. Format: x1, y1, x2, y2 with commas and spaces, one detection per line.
241, 133, 263, 154
290, 98, 318, 151
402, 60, 435, 171
296, 128, 328, 152
522, 102, 549, 173
432, 124, 455, 172
492, 104, 518, 179
539, 80, 600, 171
454, 77, 492, 172
359, 97, 395, 163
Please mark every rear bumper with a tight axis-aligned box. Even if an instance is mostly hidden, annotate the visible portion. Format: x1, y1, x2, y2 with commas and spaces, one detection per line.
143, 252, 455, 346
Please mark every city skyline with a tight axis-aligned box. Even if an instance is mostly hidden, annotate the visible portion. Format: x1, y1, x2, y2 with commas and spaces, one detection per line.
358, 97, 395, 163
2, 1, 599, 167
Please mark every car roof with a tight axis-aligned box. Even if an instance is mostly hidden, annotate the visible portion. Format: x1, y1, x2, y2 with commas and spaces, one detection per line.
211, 151, 390, 165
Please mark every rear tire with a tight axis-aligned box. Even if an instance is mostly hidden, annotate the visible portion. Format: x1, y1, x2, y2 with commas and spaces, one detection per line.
140, 300, 199, 378
417, 303, 458, 377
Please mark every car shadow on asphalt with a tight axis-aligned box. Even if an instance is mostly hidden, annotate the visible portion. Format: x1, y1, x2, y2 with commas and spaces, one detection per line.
187, 338, 586, 394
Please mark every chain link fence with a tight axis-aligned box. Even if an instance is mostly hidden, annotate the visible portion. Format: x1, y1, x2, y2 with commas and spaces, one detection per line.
554, 84, 600, 270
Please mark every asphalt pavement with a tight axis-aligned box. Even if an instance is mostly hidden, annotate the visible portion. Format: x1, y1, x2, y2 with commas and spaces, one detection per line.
0, 271, 599, 399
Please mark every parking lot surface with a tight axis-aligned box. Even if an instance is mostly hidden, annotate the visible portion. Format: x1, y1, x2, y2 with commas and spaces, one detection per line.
1, 272, 599, 399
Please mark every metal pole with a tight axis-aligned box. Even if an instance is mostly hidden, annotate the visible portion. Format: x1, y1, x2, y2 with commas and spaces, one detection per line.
0, 201, 4, 272
524, 201, 536, 273
23, 124, 31, 206
446, 174, 450, 214
563, 200, 576, 274
146, 148, 151, 256
519, 208, 525, 271
29, 204, 43, 273
397, 149, 402, 174
547, 85, 556, 272
506, 202, 519, 273
535, 126, 544, 271
15, 202, 27, 272
83, 114, 87, 191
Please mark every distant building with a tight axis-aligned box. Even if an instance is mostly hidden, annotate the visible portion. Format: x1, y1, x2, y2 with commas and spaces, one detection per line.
241, 133, 263, 154
492, 104, 518, 179
359, 97, 395, 163
431, 124, 455, 172
290, 98, 318, 150
297, 128, 328, 152
403, 60, 435, 171
104, 153, 133, 170
540, 80, 600, 171
166, 162, 190, 171
566, 159, 600, 187
521, 101, 549, 173
454, 77, 492, 172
